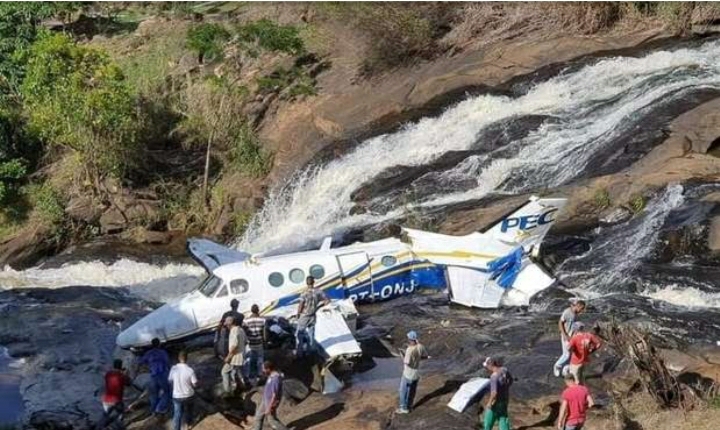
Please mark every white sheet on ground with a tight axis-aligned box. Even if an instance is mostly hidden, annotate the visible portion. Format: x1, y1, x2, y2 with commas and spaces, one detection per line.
447, 377, 491, 413
314, 299, 362, 360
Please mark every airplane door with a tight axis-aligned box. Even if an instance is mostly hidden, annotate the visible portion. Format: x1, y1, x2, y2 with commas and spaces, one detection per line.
336, 251, 374, 299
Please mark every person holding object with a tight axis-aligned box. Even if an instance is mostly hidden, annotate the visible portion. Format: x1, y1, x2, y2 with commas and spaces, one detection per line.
553, 299, 586, 377
482, 357, 512, 430
396, 330, 429, 414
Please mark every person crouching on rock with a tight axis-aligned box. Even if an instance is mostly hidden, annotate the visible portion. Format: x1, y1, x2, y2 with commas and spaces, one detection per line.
482, 357, 512, 430
253, 360, 288, 430
396, 330, 429, 414
223, 316, 247, 395
96, 359, 131, 429
554, 299, 586, 378
169, 350, 198, 430
294, 276, 329, 357
138, 338, 171, 416
565, 322, 602, 384
557, 371, 594, 430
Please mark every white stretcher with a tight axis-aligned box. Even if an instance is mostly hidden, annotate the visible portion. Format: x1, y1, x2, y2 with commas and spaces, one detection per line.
447, 377, 491, 413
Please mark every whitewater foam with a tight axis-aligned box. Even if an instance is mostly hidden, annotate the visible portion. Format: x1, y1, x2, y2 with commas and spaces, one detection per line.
643, 285, 720, 309
240, 40, 720, 253
0, 259, 204, 291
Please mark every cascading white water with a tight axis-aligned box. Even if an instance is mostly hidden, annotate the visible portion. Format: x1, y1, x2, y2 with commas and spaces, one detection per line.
556, 184, 685, 290
239, 40, 720, 254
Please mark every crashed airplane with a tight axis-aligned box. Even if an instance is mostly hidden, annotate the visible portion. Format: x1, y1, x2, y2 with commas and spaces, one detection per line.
117, 196, 566, 377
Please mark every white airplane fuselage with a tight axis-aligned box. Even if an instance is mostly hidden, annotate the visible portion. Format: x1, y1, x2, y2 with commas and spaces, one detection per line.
117, 197, 567, 350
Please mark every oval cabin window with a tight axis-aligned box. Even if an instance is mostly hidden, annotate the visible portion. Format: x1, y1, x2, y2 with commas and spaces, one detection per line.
309, 264, 325, 279
381, 255, 397, 267
289, 268, 305, 284
268, 272, 284, 287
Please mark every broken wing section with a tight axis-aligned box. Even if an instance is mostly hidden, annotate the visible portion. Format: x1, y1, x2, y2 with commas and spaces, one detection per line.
313, 299, 362, 361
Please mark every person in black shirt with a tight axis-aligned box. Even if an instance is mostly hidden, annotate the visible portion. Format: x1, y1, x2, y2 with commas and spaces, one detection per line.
215, 299, 243, 359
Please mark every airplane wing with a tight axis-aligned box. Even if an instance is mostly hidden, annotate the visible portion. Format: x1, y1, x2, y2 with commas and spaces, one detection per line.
186, 238, 251, 272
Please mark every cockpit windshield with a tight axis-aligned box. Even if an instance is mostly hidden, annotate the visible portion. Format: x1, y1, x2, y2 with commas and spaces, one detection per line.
198, 275, 223, 297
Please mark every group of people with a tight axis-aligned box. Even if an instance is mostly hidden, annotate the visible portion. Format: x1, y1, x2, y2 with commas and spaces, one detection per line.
395, 298, 602, 430
97, 275, 331, 430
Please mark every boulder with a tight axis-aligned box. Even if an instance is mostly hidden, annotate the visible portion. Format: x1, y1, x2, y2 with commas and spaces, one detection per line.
599, 207, 633, 226
99, 208, 127, 234
65, 196, 102, 223
0, 226, 53, 269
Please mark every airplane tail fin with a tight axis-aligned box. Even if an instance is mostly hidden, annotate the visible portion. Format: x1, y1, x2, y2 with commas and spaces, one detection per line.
485, 196, 567, 253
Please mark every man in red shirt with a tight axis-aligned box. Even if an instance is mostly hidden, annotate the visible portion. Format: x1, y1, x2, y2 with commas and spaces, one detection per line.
565, 322, 602, 384
98, 359, 132, 429
556, 372, 594, 430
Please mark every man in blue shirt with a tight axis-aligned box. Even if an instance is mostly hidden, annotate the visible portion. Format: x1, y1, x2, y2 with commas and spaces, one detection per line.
138, 338, 171, 415
252, 360, 288, 430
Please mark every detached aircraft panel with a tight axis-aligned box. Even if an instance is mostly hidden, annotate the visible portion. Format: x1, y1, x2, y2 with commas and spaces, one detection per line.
187, 238, 251, 272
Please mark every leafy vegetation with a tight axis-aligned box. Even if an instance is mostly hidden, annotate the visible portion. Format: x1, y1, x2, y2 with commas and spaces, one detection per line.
186, 22, 230, 63
593, 188, 612, 210
237, 19, 305, 56
627, 193, 646, 214
21, 32, 140, 192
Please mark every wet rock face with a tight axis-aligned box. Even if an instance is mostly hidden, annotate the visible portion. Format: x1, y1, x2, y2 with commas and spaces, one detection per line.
0, 287, 155, 429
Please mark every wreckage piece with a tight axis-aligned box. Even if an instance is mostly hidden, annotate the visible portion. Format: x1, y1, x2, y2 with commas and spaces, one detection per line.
447, 377, 490, 413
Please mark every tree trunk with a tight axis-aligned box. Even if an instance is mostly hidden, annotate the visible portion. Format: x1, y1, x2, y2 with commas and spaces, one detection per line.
201, 94, 226, 208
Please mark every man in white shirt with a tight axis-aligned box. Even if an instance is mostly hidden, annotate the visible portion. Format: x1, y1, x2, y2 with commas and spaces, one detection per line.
168, 350, 197, 430
223, 316, 247, 395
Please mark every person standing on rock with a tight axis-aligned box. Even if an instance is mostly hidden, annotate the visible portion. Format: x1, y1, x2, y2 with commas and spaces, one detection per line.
294, 276, 329, 357
482, 357, 513, 430
243, 304, 266, 384
215, 298, 243, 360
97, 359, 132, 429
396, 330, 429, 414
168, 350, 197, 430
138, 338, 171, 416
565, 322, 602, 384
553, 299, 586, 377
253, 360, 288, 430
557, 371, 594, 430
223, 316, 248, 395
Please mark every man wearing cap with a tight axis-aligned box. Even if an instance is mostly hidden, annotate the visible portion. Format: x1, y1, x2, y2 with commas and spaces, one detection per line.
396, 330, 429, 414
482, 357, 512, 430
565, 322, 602, 384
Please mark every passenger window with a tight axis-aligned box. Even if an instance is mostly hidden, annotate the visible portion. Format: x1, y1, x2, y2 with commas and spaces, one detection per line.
216, 284, 228, 298
268, 272, 284, 287
230, 279, 249, 294
381, 255, 397, 267
309, 264, 325, 279
289, 268, 305, 284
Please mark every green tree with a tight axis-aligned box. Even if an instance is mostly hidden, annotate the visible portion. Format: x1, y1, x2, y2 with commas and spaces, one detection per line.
21, 31, 140, 193
186, 23, 230, 63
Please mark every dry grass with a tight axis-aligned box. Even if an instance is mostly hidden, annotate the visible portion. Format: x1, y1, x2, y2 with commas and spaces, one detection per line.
619, 391, 720, 430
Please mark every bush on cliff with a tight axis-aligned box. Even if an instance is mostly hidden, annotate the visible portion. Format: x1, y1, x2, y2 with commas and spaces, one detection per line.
186, 22, 230, 63
21, 31, 141, 193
